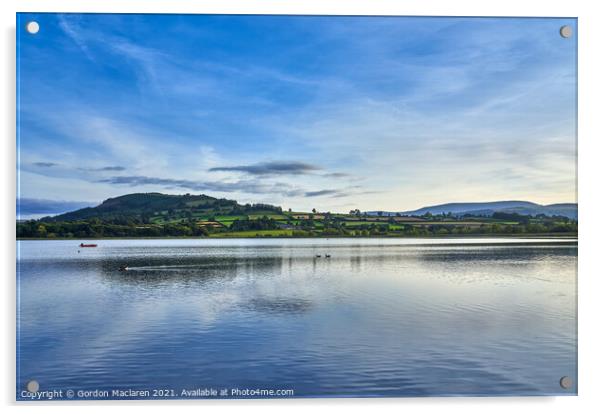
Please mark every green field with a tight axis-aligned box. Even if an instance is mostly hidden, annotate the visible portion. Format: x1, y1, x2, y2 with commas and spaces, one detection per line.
18, 192, 577, 239
209, 229, 293, 238
247, 214, 288, 220
343, 221, 391, 227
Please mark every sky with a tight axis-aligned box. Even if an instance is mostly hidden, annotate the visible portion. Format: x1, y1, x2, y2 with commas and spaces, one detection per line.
17, 14, 577, 218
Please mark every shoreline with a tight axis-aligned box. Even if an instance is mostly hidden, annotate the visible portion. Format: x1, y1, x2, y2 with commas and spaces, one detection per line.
16, 233, 578, 241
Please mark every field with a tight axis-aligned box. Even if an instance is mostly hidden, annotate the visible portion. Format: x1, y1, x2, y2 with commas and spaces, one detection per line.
210, 229, 294, 238
18, 192, 577, 239
118, 205, 578, 238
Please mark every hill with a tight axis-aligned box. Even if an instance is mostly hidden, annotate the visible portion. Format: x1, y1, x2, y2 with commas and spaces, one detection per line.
43, 192, 282, 223
18, 193, 577, 239
368, 201, 577, 219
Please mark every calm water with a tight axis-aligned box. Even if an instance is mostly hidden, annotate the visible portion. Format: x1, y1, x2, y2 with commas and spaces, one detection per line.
16, 238, 577, 399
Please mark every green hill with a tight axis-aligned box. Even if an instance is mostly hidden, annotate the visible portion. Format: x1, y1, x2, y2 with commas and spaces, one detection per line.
17, 192, 577, 239
43, 192, 282, 223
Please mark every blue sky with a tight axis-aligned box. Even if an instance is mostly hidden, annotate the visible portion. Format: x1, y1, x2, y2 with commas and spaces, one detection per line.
17, 14, 577, 218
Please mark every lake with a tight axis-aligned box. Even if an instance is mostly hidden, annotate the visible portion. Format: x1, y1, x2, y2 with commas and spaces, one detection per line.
16, 238, 577, 399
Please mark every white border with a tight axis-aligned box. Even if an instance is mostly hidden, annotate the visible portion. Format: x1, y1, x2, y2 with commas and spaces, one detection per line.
2, 1, 601, 413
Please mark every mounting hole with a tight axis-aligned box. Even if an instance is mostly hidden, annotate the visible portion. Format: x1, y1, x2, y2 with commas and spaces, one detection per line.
26, 380, 39, 393
559, 25, 572, 38
559, 376, 572, 389
26, 21, 40, 35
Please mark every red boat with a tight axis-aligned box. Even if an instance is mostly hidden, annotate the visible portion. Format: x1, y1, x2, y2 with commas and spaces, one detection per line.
79, 243, 97, 248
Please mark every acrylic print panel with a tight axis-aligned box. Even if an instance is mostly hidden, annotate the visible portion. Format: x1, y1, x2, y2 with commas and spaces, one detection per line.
16, 13, 577, 400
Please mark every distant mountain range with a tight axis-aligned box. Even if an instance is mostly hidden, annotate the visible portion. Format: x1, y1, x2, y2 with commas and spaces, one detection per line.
368, 201, 577, 220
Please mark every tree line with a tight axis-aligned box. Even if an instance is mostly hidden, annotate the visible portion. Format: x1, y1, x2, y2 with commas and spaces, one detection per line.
17, 215, 577, 238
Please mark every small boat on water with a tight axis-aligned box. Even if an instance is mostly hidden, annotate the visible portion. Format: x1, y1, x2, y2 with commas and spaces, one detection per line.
119, 265, 129, 272
79, 243, 97, 248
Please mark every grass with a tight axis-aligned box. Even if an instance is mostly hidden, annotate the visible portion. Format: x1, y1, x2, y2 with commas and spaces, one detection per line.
411, 222, 485, 227
214, 215, 246, 221
209, 229, 293, 238
341, 221, 386, 227
247, 214, 288, 220
184, 200, 212, 207
118, 210, 566, 239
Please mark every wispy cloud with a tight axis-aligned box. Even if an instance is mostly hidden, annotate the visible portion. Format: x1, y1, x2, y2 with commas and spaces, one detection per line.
57, 15, 96, 61
305, 189, 341, 197
97, 175, 305, 197
56, 14, 174, 95
322, 172, 350, 179
209, 161, 320, 176
86, 166, 126, 172
20, 15, 576, 212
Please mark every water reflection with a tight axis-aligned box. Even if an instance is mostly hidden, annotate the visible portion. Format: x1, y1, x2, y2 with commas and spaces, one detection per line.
58, 244, 577, 288
17, 239, 577, 398
244, 297, 313, 314
98, 256, 287, 286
